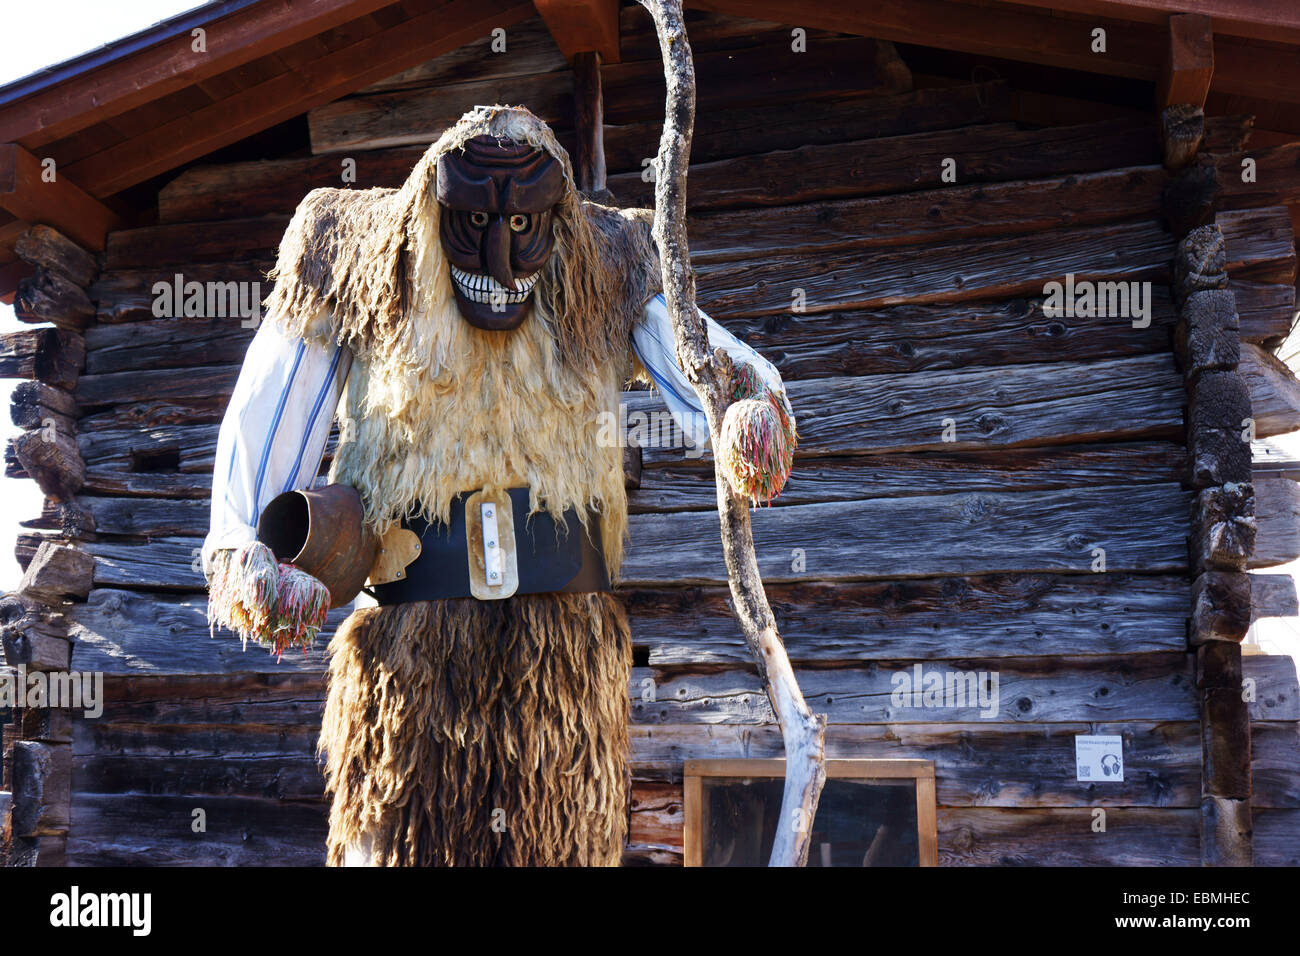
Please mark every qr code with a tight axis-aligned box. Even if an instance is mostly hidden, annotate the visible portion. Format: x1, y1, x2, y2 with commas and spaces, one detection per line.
1079, 766, 1091, 778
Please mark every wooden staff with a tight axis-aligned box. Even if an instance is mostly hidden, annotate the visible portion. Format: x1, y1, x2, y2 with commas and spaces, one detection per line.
636, 0, 827, 867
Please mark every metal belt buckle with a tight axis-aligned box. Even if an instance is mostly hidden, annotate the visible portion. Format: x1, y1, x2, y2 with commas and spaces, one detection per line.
464, 490, 519, 600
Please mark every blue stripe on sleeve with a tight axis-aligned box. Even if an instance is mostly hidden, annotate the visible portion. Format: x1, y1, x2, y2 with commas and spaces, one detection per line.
282, 344, 344, 494
253, 339, 306, 509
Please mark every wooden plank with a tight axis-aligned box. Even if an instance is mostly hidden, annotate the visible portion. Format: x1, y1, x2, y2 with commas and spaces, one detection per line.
633, 653, 1200, 725
693, 206, 1292, 318
75, 364, 239, 407
104, 216, 287, 270
66, 793, 327, 866
65, 589, 349, 674
63, 0, 538, 198
164, 84, 1000, 221
625, 573, 1190, 665
1253, 721, 1300, 810
609, 117, 1161, 210
357, 15, 567, 94
1234, 281, 1295, 346
936, 807, 1199, 865
534, 0, 621, 62
74, 496, 208, 537
633, 443, 1187, 512
1158, 13, 1214, 109
687, 162, 1167, 265
621, 483, 1191, 587
632, 722, 1202, 807
636, 353, 1185, 461
0, 0, 410, 150
90, 261, 273, 324
713, 290, 1180, 380
0, 144, 119, 252
1241, 343, 1300, 439
1255, 808, 1300, 866
1252, 477, 1300, 569
1244, 654, 1300, 721
84, 319, 255, 375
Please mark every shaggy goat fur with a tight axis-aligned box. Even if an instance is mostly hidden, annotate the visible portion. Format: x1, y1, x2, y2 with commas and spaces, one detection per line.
320, 593, 632, 866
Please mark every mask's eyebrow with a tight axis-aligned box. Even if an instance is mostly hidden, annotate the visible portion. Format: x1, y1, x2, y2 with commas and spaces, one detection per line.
435, 155, 500, 210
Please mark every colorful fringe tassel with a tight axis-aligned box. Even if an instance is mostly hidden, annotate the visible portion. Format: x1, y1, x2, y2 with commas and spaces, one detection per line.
718, 363, 797, 506
207, 541, 330, 658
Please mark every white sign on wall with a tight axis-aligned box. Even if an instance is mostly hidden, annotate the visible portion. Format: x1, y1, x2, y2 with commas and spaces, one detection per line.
1075, 735, 1124, 782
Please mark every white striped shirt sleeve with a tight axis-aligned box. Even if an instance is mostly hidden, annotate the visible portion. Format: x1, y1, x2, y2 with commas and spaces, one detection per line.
202, 317, 352, 573
630, 292, 785, 448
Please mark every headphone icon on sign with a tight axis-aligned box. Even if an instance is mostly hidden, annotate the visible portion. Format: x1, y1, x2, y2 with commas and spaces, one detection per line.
1101, 753, 1121, 777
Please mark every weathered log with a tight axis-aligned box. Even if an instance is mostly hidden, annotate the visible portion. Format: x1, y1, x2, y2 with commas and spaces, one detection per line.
1250, 571, 1299, 624
89, 260, 272, 324
65, 589, 348, 674
613, 116, 1164, 210
1234, 281, 1295, 345
1240, 342, 1300, 439
1161, 103, 1205, 171
939, 808, 1199, 866
1162, 159, 1219, 238
74, 363, 239, 407
1217, 140, 1300, 211
1191, 482, 1256, 573
1252, 476, 1300, 568
1202, 688, 1252, 799
104, 217, 288, 271
84, 317, 255, 375
10, 741, 71, 837
13, 225, 97, 287
572, 51, 608, 199
627, 573, 1188, 665
1197, 639, 1243, 689
20, 497, 96, 540
160, 83, 1006, 223
1174, 223, 1228, 301
0, 594, 68, 670
1177, 287, 1239, 379
0, 327, 84, 389
695, 206, 1291, 319
1189, 370, 1252, 432
1189, 571, 1252, 646
80, 470, 211, 500
622, 483, 1191, 587
14, 267, 96, 331
18, 541, 94, 604
632, 653, 1209, 725
690, 162, 1167, 265
1200, 796, 1253, 866
1252, 722, 1300, 810
634, 443, 1187, 513
72, 496, 209, 538
10, 427, 85, 501
10, 380, 77, 430
67, 793, 326, 867
1188, 423, 1252, 489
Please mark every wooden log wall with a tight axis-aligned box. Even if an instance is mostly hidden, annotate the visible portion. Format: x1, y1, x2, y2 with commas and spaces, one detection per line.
5, 10, 1300, 867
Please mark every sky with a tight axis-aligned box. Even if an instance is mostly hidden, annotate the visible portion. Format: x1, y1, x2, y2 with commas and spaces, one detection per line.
0, 2, 208, 588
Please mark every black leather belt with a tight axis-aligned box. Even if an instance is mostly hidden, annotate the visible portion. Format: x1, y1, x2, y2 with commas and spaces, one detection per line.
370, 488, 610, 605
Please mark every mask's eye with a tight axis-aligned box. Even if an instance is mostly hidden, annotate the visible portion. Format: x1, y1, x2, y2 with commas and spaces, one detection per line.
469, 210, 489, 228
509, 213, 530, 233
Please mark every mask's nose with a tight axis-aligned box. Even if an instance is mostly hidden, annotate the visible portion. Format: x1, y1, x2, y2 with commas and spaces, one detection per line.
484, 217, 516, 290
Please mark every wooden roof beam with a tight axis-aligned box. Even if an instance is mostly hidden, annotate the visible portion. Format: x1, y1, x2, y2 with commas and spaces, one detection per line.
533, 0, 621, 63
1159, 13, 1214, 109
0, 143, 119, 251
0, 0, 406, 151
687, 0, 1300, 107
63, 0, 536, 199
948, 0, 1300, 47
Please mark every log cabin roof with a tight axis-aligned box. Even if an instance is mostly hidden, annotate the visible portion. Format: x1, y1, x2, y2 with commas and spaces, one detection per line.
3, 0, 1300, 301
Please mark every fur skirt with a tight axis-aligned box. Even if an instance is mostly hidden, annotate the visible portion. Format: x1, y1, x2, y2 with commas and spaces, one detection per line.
319, 592, 631, 866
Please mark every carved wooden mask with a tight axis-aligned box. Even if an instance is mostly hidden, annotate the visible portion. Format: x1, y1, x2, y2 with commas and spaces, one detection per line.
436, 135, 566, 331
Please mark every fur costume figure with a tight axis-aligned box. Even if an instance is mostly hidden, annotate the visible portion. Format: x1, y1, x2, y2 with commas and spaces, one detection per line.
203, 105, 795, 866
